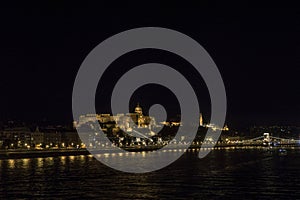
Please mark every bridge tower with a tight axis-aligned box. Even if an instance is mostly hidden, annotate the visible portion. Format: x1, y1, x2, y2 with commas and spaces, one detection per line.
263, 133, 271, 144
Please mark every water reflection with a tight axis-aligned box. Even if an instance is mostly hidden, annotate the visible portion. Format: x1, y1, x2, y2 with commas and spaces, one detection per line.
22, 158, 30, 167
0, 149, 299, 199
69, 156, 75, 162
46, 157, 54, 166
60, 156, 66, 165
8, 159, 15, 169
37, 157, 43, 168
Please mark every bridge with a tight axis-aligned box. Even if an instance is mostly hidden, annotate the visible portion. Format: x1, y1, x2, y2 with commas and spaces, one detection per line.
242, 133, 300, 146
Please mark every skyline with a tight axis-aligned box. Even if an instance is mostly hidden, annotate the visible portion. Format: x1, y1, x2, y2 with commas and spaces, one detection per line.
1, 4, 300, 199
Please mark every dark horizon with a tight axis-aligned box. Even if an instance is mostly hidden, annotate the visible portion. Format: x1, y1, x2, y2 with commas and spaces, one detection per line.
0, 5, 299, 128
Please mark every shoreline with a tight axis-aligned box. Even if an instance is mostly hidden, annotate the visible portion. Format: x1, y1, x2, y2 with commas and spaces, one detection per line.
1, 144, 299, 160
0, 149, 90, 159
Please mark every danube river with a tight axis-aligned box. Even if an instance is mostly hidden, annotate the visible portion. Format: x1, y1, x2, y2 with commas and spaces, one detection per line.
1, 148, 300, 199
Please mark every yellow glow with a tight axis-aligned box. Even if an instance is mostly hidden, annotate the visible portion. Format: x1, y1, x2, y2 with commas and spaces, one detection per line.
8, 159, 15, 168
103, 153, 110, 158
37, 157, 43, 168
22, 158, 29, 167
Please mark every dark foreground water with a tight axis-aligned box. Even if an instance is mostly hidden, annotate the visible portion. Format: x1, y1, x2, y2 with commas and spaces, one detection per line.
0, 148, 299, 199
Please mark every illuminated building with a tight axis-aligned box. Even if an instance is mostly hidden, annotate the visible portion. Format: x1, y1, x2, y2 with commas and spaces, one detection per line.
75, 103, 159, 137
61, 131, 81, 148
43, 131, 61, 148
199, 113, 229, 131
31, 127, 44, 147
199, 113, 203, 126
1, 127, 31, 149
134, 103, 143, 115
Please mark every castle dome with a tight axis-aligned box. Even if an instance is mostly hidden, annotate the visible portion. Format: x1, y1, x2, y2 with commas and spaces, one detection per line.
134, 103, 143, 115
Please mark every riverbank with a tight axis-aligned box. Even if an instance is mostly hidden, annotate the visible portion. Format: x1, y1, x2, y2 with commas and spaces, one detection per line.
0, 149, 90, 159
1, 143, 299, 159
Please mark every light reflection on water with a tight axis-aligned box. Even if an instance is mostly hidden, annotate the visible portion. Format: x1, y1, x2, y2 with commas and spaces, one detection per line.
0, 149, 300, 199
22, 158, 29, 168
8, 159, 15, 169
60, 156, 66, 165
37, 157, 43, 168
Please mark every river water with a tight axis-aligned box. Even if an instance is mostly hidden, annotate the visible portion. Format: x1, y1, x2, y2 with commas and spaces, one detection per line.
0, 148, 299, 199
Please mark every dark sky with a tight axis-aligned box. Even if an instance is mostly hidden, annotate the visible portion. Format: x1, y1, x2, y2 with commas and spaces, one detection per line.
0, 4, 299, 127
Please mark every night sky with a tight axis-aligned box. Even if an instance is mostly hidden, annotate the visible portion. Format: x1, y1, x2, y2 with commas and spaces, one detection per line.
0, 4, 299, 128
